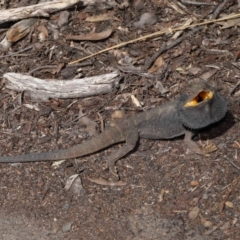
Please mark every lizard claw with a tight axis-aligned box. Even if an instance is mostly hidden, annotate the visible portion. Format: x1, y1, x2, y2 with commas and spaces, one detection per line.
198, 140, 218, 156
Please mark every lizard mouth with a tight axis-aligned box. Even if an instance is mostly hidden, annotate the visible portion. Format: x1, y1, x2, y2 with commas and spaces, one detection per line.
184, 90, 213, 107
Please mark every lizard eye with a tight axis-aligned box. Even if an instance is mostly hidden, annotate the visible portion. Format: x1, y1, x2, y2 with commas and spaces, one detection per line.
184, 91, 213, 107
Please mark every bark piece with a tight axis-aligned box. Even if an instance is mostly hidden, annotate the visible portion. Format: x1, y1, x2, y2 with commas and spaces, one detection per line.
3, 71, 120, 102
0, 0, 116, 24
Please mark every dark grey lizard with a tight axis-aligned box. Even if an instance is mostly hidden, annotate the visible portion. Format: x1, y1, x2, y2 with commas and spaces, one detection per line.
0, 80, 227, 174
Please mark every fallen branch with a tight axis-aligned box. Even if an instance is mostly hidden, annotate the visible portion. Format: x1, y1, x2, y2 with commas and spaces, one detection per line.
3, 71, 120, 101
0, 0, 115, 24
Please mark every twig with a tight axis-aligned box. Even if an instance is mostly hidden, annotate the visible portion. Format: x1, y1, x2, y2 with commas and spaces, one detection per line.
212, 0, 229, 19
219, 177, 240, 213
224, 156, 240, 171
116, 65, 164, 78
0, 45, 33, 58
28, 65, 58, 75
65, 62, 93, 68
230, 80, 240, 95
174, 1, 202, 19
219, 188, 232, 213
205, 222, 222, 236
181, 0, 216, 6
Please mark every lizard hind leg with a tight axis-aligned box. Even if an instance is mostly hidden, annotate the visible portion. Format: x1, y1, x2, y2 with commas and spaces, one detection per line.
107, 128, 139, 176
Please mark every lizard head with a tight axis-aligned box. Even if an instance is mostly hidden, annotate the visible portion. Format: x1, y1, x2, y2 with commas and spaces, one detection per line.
177, 80, 227, 130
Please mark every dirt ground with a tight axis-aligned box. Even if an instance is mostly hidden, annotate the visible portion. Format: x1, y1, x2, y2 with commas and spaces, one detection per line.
0, 0, 240, 239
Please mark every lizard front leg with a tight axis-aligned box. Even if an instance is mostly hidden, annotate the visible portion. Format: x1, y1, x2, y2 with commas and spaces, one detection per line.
107, 128, 139, 176
184, 131, 217, 156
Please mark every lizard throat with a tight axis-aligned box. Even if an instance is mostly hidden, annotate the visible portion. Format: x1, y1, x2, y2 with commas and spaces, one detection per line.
184, 90, 213, 107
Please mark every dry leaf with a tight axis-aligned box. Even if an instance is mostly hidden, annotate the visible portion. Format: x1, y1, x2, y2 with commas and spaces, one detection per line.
86, 13, 119, 22
188, 67, 201, 75
148, 56, 165, 73
52, 160, 65, 168
6, 18, 38, 43
37, 24, 48, 42
190, 181, 199, 187
67, 28, 113, 41
50, 63, 65, 75
23, 103, 40, 111
64, 174, 80, 190
88, 177, 127, 186
70, 176, 85, 195
155, 81, 169, 95
232, 141, 240, 149
199, 69, 217, 81
65, 174, 85, 195
0, 18, 38, 50
131, 95, 141, 107
225, 201, 234, 208
217, 17, 240, 29
176, 67, 185, 73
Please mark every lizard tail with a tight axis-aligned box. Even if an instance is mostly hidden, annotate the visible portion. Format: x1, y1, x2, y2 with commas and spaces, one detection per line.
0, 126, 125, 163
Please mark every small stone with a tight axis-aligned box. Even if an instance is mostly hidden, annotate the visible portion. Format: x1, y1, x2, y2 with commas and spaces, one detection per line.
202, 193, 208, 200
62, 203, 70, 210
62, 223, 72, 232
188, 206, 200, 220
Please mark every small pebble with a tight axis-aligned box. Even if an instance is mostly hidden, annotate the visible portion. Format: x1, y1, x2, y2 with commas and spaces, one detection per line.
62, 223, 72, 232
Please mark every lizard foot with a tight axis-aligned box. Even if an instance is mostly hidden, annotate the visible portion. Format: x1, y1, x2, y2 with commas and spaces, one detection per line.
184, 132, 218, 157
186, 140, 218, 157
198, 140, 218, 156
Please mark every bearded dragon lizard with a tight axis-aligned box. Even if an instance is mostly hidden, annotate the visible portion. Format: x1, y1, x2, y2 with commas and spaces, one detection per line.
0, 80, 227, 174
